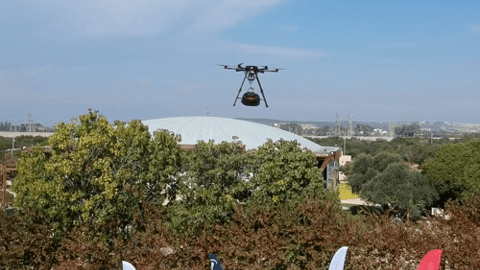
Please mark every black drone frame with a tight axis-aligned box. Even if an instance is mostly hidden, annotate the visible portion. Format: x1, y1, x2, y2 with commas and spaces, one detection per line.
217, 64, 283, 108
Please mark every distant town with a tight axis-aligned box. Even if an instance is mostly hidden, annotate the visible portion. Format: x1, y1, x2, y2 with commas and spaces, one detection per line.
238, 118, 480, 138
1, 118, 479, 139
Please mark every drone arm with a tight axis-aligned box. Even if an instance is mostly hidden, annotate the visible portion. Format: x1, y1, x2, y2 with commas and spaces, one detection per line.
233, 72, 248, 106
215, 64, 237, 70
254, 73, 269, 108
264, 69, 283, 72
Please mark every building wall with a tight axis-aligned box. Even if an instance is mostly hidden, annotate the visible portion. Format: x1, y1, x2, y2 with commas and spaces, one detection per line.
339, 154, 352, 182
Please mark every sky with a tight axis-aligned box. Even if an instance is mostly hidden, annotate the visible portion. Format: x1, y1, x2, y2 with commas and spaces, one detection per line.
0, 0, 479, 127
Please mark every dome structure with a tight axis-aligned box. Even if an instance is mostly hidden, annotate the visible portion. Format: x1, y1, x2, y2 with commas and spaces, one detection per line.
142, 116, 339, 154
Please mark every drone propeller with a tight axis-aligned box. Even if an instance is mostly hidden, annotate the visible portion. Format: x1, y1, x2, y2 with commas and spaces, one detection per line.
264, 68, 284, 72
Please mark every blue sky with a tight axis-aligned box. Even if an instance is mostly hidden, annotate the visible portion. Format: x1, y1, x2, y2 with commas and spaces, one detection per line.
1, 0, 479, 126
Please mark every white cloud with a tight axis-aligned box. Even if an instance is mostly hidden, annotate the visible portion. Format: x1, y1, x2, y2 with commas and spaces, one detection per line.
191, 0, 285, 33
228, 43, 326, 59
27, 0, 286, 37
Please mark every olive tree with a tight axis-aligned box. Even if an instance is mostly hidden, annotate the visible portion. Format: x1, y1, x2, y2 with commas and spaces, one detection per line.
361, 162, 438, 219
347, 151, 437, 219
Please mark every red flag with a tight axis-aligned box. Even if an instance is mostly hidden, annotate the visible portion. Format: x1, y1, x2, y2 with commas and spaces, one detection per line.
417, 249, 443, 270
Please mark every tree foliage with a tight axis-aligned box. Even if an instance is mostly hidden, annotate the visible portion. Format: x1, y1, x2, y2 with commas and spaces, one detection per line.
361, 162, 438, 218
423, 140, 480, 203
309, 136, 451, 165
395, 124, 421, 137
354, 124, 374, 136
346, 152, 437, 218
169, 139, 331, 234
13, 109, 333, 238
168, 141, 247, 234
248, 139, 329, 207
13, 109, 182, 237
347, 152, 403, 193
0, 135, 48, 161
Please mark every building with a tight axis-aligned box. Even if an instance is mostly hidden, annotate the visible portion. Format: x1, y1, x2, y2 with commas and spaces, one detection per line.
142, 117, 341, 188
338, 154, 352, 182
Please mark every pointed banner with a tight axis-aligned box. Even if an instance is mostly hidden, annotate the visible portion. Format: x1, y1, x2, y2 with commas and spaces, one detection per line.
209, 253, 224, 270
417, 249, 443, 270
122, 261, 136, 270
328, 246, 349, 270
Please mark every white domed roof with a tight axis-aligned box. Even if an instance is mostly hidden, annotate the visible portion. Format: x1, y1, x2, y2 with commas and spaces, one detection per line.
142, 116, 339, 153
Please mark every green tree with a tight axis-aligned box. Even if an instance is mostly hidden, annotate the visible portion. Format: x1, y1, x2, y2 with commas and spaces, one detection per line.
395, 124, 421, 137
354, 124, 374, 136
361, 162, 438, 219
423, 140, 480, 203
168, 139, 334, 234
13, 110, 182, 237
346, 151, 437, 219
347, 152, 404, 193
168, 140, 247, 234
248, 139, 330, 206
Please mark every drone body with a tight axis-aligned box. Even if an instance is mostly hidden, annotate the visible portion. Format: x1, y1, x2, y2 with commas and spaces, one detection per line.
216, 63, 283, 107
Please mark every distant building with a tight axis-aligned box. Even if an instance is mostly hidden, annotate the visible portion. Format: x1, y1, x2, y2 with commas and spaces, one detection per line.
301, 124, 317, 130
338, 154, 352, 182
372, 128, 388, 136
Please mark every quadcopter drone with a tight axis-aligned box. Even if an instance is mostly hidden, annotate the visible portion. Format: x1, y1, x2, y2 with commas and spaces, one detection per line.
216, 63, 283, 107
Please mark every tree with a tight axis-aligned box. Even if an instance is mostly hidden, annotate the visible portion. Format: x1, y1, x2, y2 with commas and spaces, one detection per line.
346, 151, 437, 219
395, 124, 421, 137
168, 139, 333, 234
248, 139, 330, 207
423, 140, 480, 203
168, 140, 248, 234
354, 124, 374, 136
13, 109, 182, 237
347, 152, 404, 193
317, 125, 331, 136
361, 162, 438, 219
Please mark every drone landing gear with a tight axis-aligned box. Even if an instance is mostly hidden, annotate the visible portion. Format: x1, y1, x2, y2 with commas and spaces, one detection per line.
233, 72, 269, 107
233, 73, 248, 107
254, 72, 269, 107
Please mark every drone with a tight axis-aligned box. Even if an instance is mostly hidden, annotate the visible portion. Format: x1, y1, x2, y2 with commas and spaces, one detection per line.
216, 63, 283, 107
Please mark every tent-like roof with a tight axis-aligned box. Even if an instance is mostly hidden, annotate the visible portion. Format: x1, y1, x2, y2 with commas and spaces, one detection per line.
142, 116, 340, 154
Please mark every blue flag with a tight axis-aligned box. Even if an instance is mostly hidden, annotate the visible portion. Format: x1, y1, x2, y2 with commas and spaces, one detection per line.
209, 253, 224, 270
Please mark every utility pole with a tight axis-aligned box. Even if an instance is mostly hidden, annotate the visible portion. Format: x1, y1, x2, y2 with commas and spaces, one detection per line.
335, 113, 340, 137
388, 122, 395, 137
347, 115, 353, 136
27, 114, 34, 132
11, 137, 15, 158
